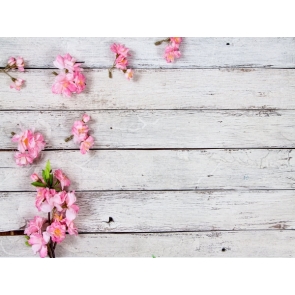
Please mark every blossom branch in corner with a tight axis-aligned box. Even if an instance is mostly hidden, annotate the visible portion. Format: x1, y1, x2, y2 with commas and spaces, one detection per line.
0, 57, 25, 90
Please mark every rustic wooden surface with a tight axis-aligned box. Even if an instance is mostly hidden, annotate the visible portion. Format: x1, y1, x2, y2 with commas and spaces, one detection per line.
0, 37, 294, 257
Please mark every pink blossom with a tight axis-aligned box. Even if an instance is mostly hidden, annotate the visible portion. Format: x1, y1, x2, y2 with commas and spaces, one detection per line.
115, 55, 128, 70
170, 37, 182, 47
73, 71, 86, 94
15, 152, 33, 166
110, 43, 130, 57
71, 120, 89, 143
54, 169, 71, 189
47, 221, 66, 243
53, 53, 81, 72
164, 45, 181, 63
82, 113, 90, 123
125, 69, 134, 80
7, 57, 16, 67
24, 216, 46, 236
16, 57, 25, 72
12, 129, 34, 153
10, 78, 24, 91
28, 232, 50, 258
52, 72, 77, 98
35, 188, 56, 212
80, 136, 94, 154
28, 132, 46, 159
64, 191, 80, 221
66, 220, 78, 235
51, 191, 67, 212
30, 173, 40, 182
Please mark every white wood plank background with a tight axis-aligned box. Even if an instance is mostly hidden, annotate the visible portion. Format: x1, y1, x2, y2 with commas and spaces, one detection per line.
1, 37, 295, 257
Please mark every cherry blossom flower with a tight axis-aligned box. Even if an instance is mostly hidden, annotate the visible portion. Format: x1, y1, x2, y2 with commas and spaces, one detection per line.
16, 57, 25, 72
28, 232, 50, 258
52, 53, 85, 97
10, 78, 25, 91
54, 169, 71, 189
24, 216, 46, 236
15, 152, 33, 166
125, 69, 134, 80
82, 113, 90, 123
71, 120, 89, 142
109, 43, 133, 80
7, 57, 16, 67
80, 136, 94, 154
47, 221, 66, 243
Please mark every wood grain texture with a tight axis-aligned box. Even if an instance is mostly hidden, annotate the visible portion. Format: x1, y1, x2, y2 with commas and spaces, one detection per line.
1, 110, 295, 149
0, 149, 294, 191
1, 37, 295, 69
1, 231, 295, 257
1, 69, 295, 110
1, 190, 295, 232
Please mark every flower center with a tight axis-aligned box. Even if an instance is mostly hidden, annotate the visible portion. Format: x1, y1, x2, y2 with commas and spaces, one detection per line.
54, 228, 62, 237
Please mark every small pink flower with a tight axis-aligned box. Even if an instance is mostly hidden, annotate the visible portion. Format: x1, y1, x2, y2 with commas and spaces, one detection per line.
73, 71, 86, 94
47, 221, 66, 243
115, 55, 128, 70
7, 57, 16, 67
10, 78, 24, 91
80, 136, 94, 154
35, 188, 56, 212
12, 129, 34, 153
16, 57, 25, 72
125, 69, 134, 80
71, 120, 89, 143
64, 191, 80, 221
52, 72, 77, 98
82, 113, 90, 123
110, 43, 130, 57
54, 169, 71, 189
53, 54, 81, 72
31, 173, 40, 182
28, 232, 50, 258
170, 37, 182, 47
24, 216, 46, 236
164, 45, 181, 63
29, 132, 46, 158
15, 152, 33, 166
66, 220, 78, 235
51, 190, 67, 211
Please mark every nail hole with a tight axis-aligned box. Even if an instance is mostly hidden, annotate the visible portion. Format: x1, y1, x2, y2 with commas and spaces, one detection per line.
110, 127, 113, 129
226, 43, 230, 45
222, 247, 226, 252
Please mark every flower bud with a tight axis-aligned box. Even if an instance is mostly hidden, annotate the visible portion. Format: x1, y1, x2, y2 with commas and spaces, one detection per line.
31, 173, 40, 182
7, 57, 16, 67
82, 113, 90, 123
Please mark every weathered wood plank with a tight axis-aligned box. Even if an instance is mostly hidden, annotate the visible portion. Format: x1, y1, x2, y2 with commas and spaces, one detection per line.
1, 69, 295, 110
0, 149, 294, 191
1, 231, 295, 257
1, 110, 294, 149
1, 190, 294, 232
1, 38, 295, 69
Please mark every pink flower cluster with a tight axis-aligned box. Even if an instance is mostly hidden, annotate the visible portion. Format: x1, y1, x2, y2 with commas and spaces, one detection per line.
71, 113, 94, 154
52, 53, 86, 98
109, 43, 134, 80
0, 57, 25, 90
12, 129, 46, 166
25, 161, 79, 258
155, 37, 182, 63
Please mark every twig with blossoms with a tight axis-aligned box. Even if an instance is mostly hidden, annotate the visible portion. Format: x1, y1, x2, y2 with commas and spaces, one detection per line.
24, 161, 79, 258
65, 113, 94, 154
11, 129, 46, 166
155, 37, 182, 63
52, 53, 86, 98
0, 57, 25, 90
109, 43, 134, 80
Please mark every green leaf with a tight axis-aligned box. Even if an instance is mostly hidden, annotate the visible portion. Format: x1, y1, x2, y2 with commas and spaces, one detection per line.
31, 181, 47, 188
44, 160, 51, 181
25, 241, 30, 247
42, 169, 47, 183
152, 255, 156, 258
49, 173, 53, 187
25, 235, 30, 240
